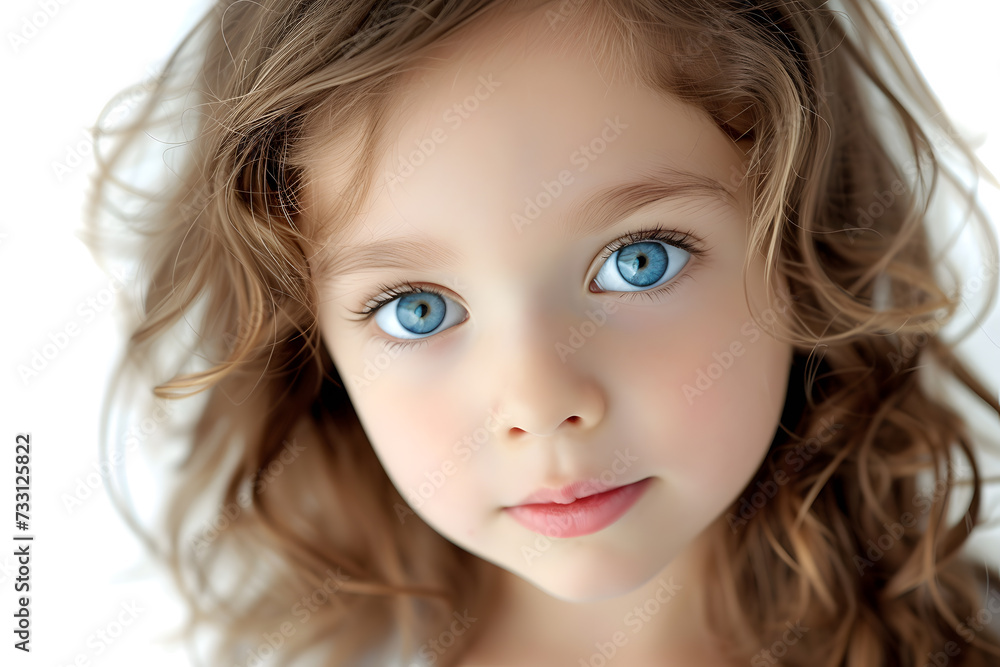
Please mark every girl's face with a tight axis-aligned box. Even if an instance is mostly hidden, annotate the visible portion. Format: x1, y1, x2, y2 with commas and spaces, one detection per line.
306, 19, 793, 602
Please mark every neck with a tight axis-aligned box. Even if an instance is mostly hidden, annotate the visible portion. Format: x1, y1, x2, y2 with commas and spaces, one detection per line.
459, 529, 733, 665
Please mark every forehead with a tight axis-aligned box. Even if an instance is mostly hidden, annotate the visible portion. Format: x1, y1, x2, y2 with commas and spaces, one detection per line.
303, 3, 746, 258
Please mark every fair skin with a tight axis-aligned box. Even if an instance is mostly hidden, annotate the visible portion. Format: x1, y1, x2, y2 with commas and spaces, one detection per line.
304, 6, 793, 665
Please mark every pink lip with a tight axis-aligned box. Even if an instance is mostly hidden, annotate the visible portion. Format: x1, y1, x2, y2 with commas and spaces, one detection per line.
514, 478, 627, 505
503, 478, 653, 538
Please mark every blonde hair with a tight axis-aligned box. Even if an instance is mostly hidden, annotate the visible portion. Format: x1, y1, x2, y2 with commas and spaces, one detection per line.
86, 0, 1000, 664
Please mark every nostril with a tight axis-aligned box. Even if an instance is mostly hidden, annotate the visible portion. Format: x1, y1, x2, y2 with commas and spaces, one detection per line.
509, 416, 581, 436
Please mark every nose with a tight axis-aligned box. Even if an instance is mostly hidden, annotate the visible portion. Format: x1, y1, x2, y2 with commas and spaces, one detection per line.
491, 306, 606, 438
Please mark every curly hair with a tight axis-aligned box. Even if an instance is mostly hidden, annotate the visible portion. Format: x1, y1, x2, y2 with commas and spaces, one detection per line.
85, 0, 1000, 664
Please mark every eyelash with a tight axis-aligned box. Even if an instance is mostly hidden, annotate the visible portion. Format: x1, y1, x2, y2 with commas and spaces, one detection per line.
346, 225, 705, 349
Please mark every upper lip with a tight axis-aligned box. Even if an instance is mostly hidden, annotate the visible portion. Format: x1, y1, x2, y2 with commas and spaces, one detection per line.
510, 478, 636, 506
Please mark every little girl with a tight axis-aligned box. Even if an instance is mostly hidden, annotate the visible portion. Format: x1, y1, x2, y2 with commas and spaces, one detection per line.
87, 0, 1000, 665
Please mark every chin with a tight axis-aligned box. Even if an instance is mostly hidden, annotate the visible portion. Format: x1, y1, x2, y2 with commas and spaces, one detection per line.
509, 542, 678, 603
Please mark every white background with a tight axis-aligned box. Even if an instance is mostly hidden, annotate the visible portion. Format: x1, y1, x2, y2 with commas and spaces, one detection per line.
1, 0, 999, 665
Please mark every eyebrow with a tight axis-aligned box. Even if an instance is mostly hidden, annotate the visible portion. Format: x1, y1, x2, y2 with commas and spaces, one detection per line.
323, 165, 739, 281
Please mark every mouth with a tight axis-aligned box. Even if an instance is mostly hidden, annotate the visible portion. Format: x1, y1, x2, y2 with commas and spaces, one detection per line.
503, 477, 653, 538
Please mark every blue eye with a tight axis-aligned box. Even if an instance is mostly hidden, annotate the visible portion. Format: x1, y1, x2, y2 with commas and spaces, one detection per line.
349, 227, 702, 348
373, 289, 467, 340
593, 239, 691, 292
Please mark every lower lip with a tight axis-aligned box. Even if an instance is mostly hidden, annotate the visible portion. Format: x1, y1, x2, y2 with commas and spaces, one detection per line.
504, 478, 653, 538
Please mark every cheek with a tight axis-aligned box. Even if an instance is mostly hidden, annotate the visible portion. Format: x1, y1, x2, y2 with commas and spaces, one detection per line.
603, 278, 791, 485
679, 332, 791, 480
344, 373, 491, 531
349, 380, 457, 476
323, 317, 471, 473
